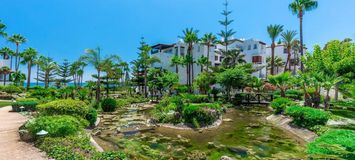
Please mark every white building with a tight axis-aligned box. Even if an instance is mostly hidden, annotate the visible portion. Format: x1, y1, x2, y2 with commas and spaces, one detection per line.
151, 38, 304, 84
0, 57, 11, 86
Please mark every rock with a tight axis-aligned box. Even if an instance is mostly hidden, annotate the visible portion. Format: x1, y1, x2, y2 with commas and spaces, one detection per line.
228, 146, 248, 157
248, 123, 261, 128
19, 129, 33, 142
92, 130, 102, 136
223, 118, 233, 122
220, 156, 234, 160
256, 136, 271, 142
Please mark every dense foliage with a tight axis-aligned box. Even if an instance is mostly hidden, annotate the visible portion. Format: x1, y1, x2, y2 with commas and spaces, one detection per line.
86, 107, 98, 126
286, 105, 329, 129
270, 97, 294, 114
101, 98, 117, 112
12, 101, 38, 112
37, 99, 89, 118
26, 115, 87, 137
181, 94, 211, 103
308, 129, 355, 159
183, 103, 222, 128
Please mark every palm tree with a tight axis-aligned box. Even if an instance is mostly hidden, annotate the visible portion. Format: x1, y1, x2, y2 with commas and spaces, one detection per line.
8, 34, 27, 72
0, 21, 7, 38
180, 28, 199, 92
289, 0, 318, 71
281, 30, 298, 72
11, 71, 26, 86
21, 48, 38, 90
200, 33, 217, 70
275, 56, 284, 74
220, 49, 246, 68
0, 47, 12, 60
291, 40, 300, 74
0, 66, 10, 85
170, 55, 183, 74
267, 24, 284, 75
322, 74, 341, 110
197, 55, 208, 72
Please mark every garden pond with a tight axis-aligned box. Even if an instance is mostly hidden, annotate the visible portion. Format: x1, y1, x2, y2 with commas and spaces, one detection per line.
93, 103, 307, 159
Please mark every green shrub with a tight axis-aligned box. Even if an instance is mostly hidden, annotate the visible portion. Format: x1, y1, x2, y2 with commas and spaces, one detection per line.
92, 151, 127, 160
308, 129, 355, 159
286, 89, 303, 100
37, 99, 89, 118
183, 103, 222, 127
286, 105, 330, 129
37, 134, 96, 160
86, 108, 97, 126
11, 101, 38, 112
271, 98, 294, 114
116, 99, 130, 108
182, 94, 210, 103
101, 98, 117, 112
3, 85, 22, 94
16, 98, 38, 102
26, 115, 87, 137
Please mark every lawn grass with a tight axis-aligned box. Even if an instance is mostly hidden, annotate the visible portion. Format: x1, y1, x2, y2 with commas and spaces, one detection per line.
0, 101, 12, 108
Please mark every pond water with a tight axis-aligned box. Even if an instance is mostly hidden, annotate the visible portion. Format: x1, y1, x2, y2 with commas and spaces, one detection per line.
93, 104, 306, 160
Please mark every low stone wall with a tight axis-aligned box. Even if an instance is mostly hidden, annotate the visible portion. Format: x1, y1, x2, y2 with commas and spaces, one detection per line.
266, 114, 317, 143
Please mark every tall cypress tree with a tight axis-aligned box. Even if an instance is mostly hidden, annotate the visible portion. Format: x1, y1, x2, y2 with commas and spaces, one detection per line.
218, 0, 235, 51
56, 59, 73, 87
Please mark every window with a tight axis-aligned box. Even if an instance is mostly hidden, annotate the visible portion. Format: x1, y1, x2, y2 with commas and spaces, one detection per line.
248, 45, 251, 50
284, 48, 288, 54
215, 56, 219, 61
180, 47, 185, 56
254, 44, 258, 49
220, 56, 224, 61
252, 56, 262, 64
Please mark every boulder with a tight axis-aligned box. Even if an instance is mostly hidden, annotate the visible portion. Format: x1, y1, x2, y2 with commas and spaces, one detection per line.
220, 156, 234, 160
228, 146, 248, 157
19, 129, 34, 142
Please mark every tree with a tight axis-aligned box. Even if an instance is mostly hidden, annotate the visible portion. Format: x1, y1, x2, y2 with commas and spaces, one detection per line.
220, 49, 246, 68
11, 71, 26, 86
101, 56, 121, 97
267, 24, 284, 75
56, 59, 73, 87
8, 34, 27, 72
275, 56, 284, 74
36, 56, 58, 88
289, 0, 318, 71
321, 74, 341, 110
0, 47, 12, 59
268, 72, 292, 97
70, 60, 86, 88
200, 33, 217, 70
218, 0, 235, 52
196, 55, 208, 72
281, 30, 298, 72
291, 40, 301, 74
0, 66, 10, 85
20, 48, 37, 90
170, 55, 183, 74
0, 20, 6, 38
180, 28, 199, 92
34, 55, 45, 86
217, 64, 253, 100
194, 72, 216, 94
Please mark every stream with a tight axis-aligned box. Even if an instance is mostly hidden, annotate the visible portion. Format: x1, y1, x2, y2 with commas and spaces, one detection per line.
93, 103, 306, 159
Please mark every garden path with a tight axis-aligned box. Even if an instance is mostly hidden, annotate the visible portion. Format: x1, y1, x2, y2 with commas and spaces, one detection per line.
0, 106, 47, 160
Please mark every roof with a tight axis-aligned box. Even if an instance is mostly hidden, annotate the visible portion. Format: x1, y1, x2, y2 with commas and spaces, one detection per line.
151, 44, 175, 50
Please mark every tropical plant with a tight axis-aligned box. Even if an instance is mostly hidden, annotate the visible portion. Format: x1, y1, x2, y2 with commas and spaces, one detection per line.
321, 74, 342, 110
8, 34, 26, 72
268, 72, 292, 97
20, 48, 38, 90
36, 56, 58, 88
180, 28, 199, 92
219, 49, 246, 68
289, 0, 318, 71
170, 55, 183, 74
0, 66, 10, 85
200, 33, 217, 69
281, 30, 298, 72
0, 20, 6, 38
196, 55, 208, 72
10, 71, 26, 86
267, 24, 284, 75
0, 47, 12, 60
194, 72, 215, 94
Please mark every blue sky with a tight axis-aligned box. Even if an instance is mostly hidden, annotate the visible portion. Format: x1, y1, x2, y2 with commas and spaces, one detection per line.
1, 0, 355, 81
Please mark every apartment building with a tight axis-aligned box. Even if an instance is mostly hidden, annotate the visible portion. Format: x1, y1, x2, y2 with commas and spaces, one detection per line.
0, 56, 11, 85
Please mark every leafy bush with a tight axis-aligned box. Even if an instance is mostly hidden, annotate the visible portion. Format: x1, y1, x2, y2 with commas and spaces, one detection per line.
37, 134, 96, 160
3, 85, 22, 94
271, 98, 294, 114
181, 93, 211, 103
101, 98, 117, 112
26, 115, 87, 137
12, 101, 38, 112
37, 99, 89, 118
29, 87, 57, 99
16, 98, 38, 103
286, 89, 303, 100
286, 105, 330, 129
116, 99, 130, 108
308, 129, 355, 159
183, 103, 222, 127
92, 151, 127, 160
86, 108, 97, 126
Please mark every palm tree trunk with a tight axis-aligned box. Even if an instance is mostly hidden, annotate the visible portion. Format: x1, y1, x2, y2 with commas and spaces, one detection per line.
26, 61, 32, 90
284, 47, 291, 73
15, 44, 19, 72
324, 90, 330, 110
206, 44, 210, 71
96, 69, 101, 101
271, 43, 275, 75
299, 13, 304, 72
3, 74, 6, 86
175, 65, 178, 74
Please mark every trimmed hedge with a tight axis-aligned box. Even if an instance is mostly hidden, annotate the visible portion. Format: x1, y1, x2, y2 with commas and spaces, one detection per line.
286, 105, 330, 129
86, 108, 97, 126
12, 101, 38, 112
37, 99, 89, 118
26, 115, 88, 137
271, 98, 294, 114
101, 98, 117, 112
308, 129, 355, 159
